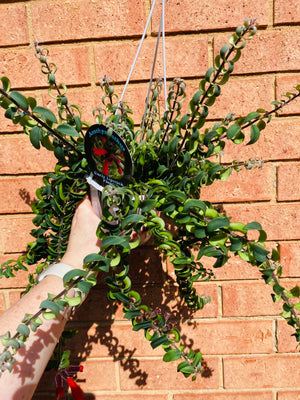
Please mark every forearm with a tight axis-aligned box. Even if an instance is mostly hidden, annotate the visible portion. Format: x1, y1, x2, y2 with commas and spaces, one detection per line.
0, 275, 72, 399
0, 197, 100, 399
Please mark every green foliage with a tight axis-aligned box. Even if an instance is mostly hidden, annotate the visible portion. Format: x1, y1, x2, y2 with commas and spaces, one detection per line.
0, 19, 300, 382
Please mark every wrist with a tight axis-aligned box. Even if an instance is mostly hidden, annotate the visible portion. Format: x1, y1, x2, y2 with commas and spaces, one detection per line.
61, 253, 83, 269
42, 274, 76, 298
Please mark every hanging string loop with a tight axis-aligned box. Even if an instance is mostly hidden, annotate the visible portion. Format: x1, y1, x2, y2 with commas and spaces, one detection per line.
115, 0, 168, 125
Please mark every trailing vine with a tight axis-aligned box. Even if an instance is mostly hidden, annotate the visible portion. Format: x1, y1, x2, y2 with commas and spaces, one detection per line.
0, 18, 300, 391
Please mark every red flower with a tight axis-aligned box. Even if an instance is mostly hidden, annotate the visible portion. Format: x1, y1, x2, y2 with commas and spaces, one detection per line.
56, 386, 64, 400
55, 365, 86, 400
103, 159, 109, 175
67, 376, 87, 400
93, 147, 108, 156
55, 374, 64, 399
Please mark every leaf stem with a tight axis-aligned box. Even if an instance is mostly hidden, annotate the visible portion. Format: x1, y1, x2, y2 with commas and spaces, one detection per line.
170, 22, 255, 169
0, 88, 82, 155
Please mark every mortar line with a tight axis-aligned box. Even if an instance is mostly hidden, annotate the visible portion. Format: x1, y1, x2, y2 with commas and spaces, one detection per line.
268, 0, 275, 28
88, 43, 97, 88
25, 2, 34, 44
217, 284, 223, 319
274, 318, 279, 353
208, 33, 214, 68
220, 355, 225, 389
115, 359, 121, 391
3, 290, 10, 311
145, 0, 152, 37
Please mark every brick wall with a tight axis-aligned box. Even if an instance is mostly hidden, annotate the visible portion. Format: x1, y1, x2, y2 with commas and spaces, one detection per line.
0, 0, 300, 399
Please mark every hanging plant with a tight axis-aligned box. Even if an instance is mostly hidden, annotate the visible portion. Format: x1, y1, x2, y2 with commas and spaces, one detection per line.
0, 18, 300, 392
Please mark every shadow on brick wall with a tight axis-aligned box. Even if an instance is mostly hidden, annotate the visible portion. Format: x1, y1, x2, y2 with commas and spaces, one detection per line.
34, 244, 213, 397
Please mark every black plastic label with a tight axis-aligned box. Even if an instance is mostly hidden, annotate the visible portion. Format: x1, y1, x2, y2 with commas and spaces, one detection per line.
84, 124, 132, 187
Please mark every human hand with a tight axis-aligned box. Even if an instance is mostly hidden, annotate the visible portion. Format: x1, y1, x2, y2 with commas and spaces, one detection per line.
61, 197, 101, 269
130, 226, 151, 246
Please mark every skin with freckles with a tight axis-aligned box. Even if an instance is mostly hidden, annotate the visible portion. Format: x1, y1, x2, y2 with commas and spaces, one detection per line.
0, 197, 100, 400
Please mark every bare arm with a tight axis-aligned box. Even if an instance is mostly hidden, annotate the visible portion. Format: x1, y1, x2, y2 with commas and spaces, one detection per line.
0, 197, 100, 399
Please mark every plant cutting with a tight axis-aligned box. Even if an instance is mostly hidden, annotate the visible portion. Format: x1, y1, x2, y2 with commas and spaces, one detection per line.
0, 16, 300, 396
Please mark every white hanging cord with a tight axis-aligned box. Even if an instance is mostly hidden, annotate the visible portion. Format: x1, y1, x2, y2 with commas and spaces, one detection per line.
115, 0, 158, 115
161, 0, 169, 148
141, 8, 164, 135
140, 0, 168, 141
162, 0, 167, 113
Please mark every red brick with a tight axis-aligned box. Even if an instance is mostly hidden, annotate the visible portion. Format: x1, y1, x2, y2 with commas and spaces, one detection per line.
184, 76, 273, 120
75, 359, 117, 391
71, 282, 116, 323
221, 119, 300, 163
90, 76, 273, 125
94, 35, 208, 83
92, 395, 167, 400
8, 289, 22, 308
31, 0, 146, 42
279, 242, 300, 277
278, 391, 300, 400
167, 252, 261, 281
116, 83, 149, 123
215, 29, 300, 74
222, 281, 282, 317
223, 280, 300, 319
212, 255, 262, 280
277, 163, 300, 201
37, 359, 116, 392
0, 176, 43, 214
277, 319, 299, 353
275, 75, 300, 115
42, 83, 149, 125
152, 0, 268, 33
0, 134, 56, 174
0, 215, 34, 253
42, 88, 100, 128
0, 46, 90, 89
127, 246, 164, 285
223, 355, 300, 389
224, 203, 300, 241
119, 356, 219, 390
67, 323, 165, 358
200, 163, 274, 203
74, 274, 218, 321
69, 319, 273, 360
2, 2, 300, 398
71, 257, 167, 324
180, 319, 274, 355
113, 282, 219, 321
0, 110, 20, 133
174, 392, 273, 400
0, 4, 28, 47
35, 395, 167, 400
275, 0, 300, 24
210, 242, 277, 281
0, 291, 6, 314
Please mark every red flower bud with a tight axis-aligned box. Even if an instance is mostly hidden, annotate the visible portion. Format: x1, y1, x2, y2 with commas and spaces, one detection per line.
67, 376, 87, 400
55, 386, 64, 400
103, 159, 109, 176
55, 374, 64, 399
